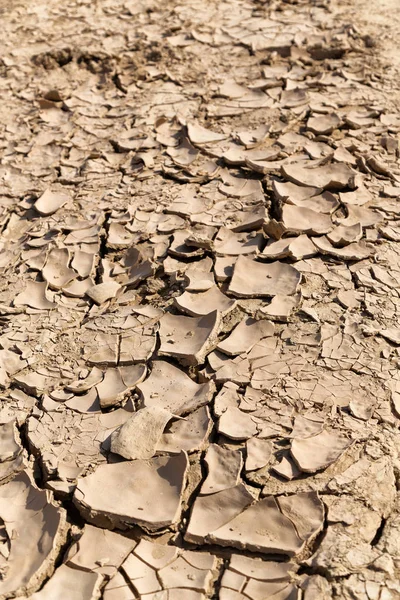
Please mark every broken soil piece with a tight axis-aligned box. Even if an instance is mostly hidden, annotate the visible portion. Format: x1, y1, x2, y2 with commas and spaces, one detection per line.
202, 444, 243, 494
14, 280, 56, 310
64, 387, 101, 413
261, 235, 317, 260
0, 471, 68, 598
42, 247, 77, 290
312, 235, 373, 260
86, 281, 121, 305
229, 256, 301, 298
278, 491, 324, 541
272, 179, 323, 203
137, 360, 214, 415
175, 286, 236, 316
379, 328, 400, 345
272, 455, 302, 480
0, 420, 22, 462
281, 205, 333, 235
214, 227, 264, 255
258, 293, 301, 321
281, 162, 356, 190
62, 277, 94, 298
71, 250, 95, 278
187, 122, 228, 145
159, 310, 221, 365
74, 452, 189, 531
28, 565, 102, 600
65, 524, 136, 576
110, 406, 174, 460
218, 406, 258, 440
65, 367, 104, 393
156, 406, 211, 454
185, 484, 254, 545
291, 429, 353, 473
96, 364, 146, 409
245, 438, 273, 471
121, 541, 216, 597
207, 496, 305, 555
307, 113, 341, 135
327, 223, 362, 246
34, 189, 70, 216
103, 571, 136, 600
221, 554, 298, 599
209, 493, 323, 556
235, 124, 270, 148
217, 317, 274, 356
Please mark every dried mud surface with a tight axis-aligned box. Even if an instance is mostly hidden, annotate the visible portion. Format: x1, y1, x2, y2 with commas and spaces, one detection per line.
0, 0, 400, 598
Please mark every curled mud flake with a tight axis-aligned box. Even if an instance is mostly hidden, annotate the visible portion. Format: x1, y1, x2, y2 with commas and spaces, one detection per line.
281, 162, 356, 191
42, 247, 77, 290
71, 250, 95, 278
14, 280, 56, 310
271, 455, 302, 481
311, 236, 373, 260
34, 189, 71, 216
62, 277, 94, 298
187, 122, 228, 145
281, 205, 333, 235
65, 367, 104, 393
307, 113, 341, 135
379, 327, 400, 345
258, 293, 302, 322
64, 387, 101, 413
185, 484, 254, 545
273, 180, 323, 204
208, 496, 305, 556
327, 223, 362, 246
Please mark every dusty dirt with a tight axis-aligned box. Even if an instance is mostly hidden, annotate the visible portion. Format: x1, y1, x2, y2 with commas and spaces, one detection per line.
0, 0, 399, 598
342, 0, 400, 75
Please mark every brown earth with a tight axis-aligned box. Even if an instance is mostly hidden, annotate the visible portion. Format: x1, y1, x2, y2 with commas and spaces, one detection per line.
0, 0, 399, 598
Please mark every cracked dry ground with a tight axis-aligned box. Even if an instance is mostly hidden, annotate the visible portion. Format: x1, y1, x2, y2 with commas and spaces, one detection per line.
1, 0, 400, 598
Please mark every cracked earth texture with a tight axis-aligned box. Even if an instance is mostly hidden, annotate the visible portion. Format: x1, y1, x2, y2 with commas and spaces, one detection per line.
0, 0, 399, 598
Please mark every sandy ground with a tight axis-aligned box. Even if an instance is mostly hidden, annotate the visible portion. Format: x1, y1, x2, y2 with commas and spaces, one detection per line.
0, 0, 399, 598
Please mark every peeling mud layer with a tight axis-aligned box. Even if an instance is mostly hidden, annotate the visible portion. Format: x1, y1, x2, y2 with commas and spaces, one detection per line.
0, 0, 400, 598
